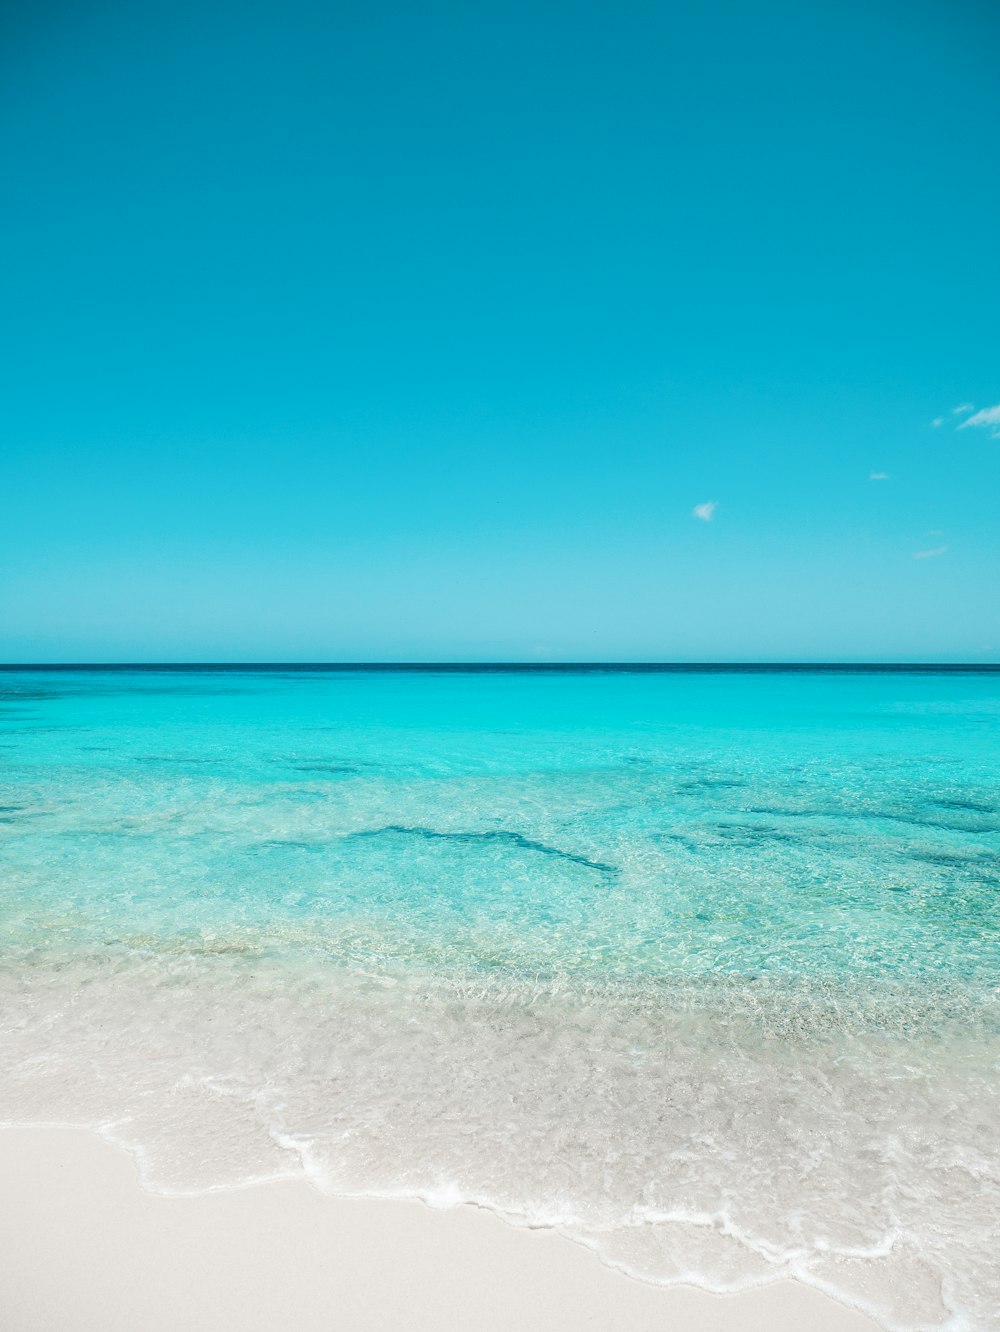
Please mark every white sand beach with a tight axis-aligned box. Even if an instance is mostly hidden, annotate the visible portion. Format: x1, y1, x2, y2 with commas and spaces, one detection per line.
0, 1127, 880, 1332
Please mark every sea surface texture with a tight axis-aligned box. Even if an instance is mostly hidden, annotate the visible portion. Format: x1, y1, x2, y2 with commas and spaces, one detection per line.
1, 666, 998, 1329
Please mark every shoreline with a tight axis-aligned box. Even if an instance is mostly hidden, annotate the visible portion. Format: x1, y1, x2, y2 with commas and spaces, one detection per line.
0, 1126, 881, 1331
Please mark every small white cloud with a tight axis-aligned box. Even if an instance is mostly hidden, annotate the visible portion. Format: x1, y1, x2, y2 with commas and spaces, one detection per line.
869, 472, 890, 480
692, 500, 717, 522
912, 544, 948, 560
931, 417, 945, 428
958, 404, 1000, 438
952, 403, 975, 415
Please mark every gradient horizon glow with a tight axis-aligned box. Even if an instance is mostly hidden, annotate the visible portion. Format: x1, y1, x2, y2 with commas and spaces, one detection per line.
2, 0, 999, 663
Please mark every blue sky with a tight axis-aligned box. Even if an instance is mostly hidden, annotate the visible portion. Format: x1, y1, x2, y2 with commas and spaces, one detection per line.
2, 0, 998, 662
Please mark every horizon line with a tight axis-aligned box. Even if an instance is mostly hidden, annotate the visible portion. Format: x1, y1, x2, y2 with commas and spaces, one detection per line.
2, 661, 999, 673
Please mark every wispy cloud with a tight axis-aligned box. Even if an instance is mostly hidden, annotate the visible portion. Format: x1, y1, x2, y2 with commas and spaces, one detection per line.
958, 404, 1000, 438
692, 501, 716, 522
932, 404, 976, 428
912, 544, 948, 560
869, 471, 890, 480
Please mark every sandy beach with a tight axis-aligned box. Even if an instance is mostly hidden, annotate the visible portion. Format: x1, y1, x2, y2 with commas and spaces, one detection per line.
0, 1127, 880, 1332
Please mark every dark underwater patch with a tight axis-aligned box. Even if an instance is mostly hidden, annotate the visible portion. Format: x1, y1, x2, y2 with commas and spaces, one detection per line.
651, 831, 704, 853
711, 822, 798, 844
0, 724, 88, 733
850, 807, 999, 836
929, 797, 997, 816
906, 847, 1000, 870
346, 825, 618, 875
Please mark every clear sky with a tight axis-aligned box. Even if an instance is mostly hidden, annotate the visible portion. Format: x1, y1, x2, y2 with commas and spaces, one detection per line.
2, 0, 998, 662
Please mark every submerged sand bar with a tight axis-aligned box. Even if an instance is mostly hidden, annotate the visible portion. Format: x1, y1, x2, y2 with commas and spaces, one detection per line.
1, 1127, 879, 1332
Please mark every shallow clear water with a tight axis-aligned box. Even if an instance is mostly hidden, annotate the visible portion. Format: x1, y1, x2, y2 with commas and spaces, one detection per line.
1, 666, 998, 1329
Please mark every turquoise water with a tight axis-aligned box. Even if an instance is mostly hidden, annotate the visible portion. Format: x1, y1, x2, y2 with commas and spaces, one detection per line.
2, 667, 999, 1329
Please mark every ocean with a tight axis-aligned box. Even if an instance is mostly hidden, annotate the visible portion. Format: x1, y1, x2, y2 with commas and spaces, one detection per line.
1, 665, 998, 1329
